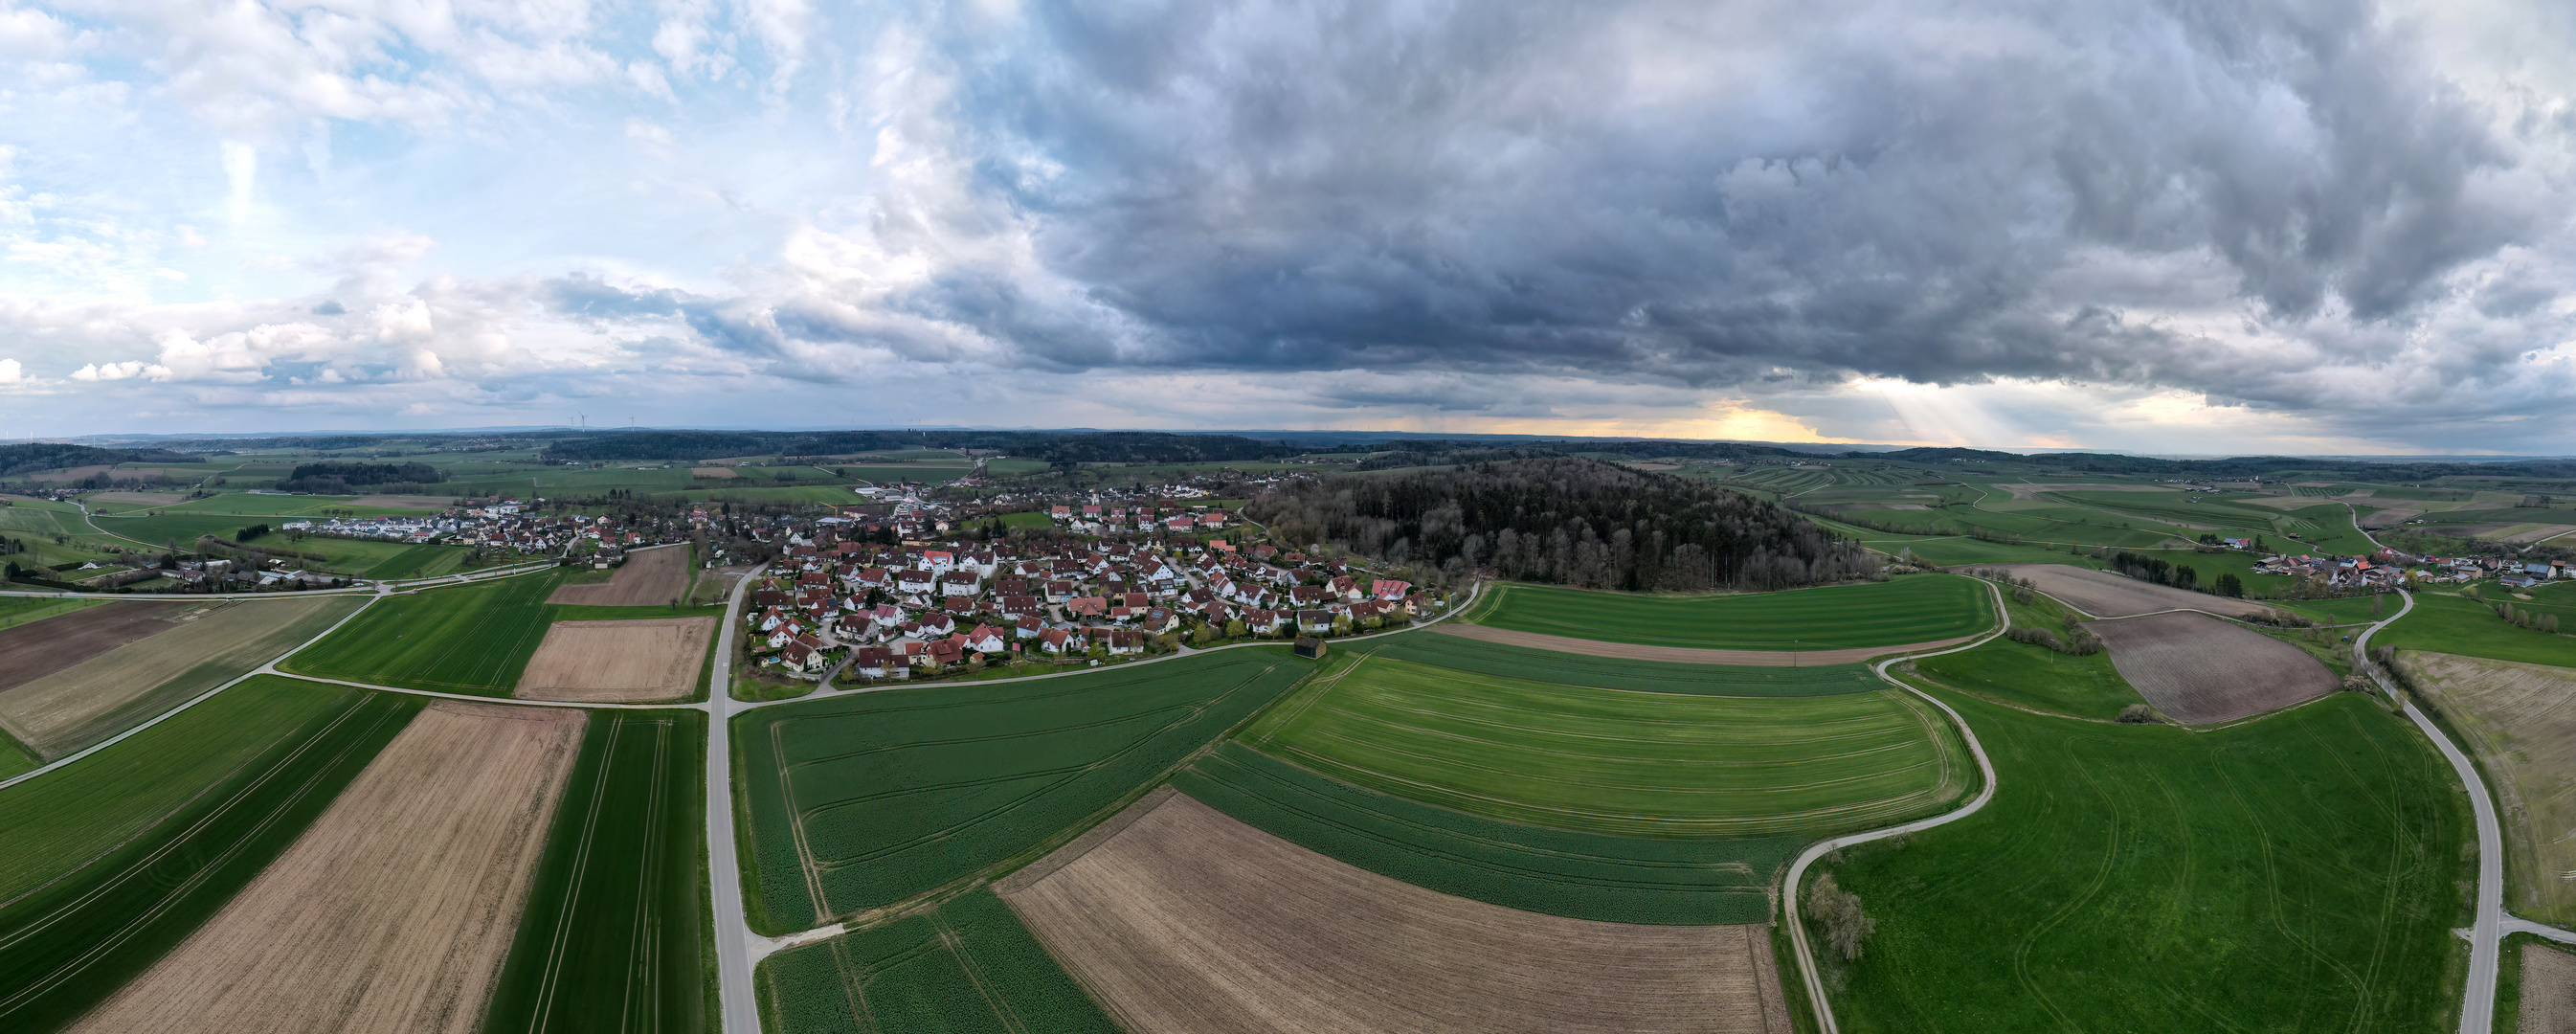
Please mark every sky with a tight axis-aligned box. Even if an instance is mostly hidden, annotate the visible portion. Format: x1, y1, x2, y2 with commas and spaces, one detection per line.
1, 0, 2573, 454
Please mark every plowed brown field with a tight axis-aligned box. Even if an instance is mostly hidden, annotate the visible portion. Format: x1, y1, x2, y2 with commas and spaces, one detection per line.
1000, 793, 1793, 1034
548, 544, 689, 606
0, 596, 358, 757
690, 466, 737, 478
1981, 564, 2278, 618
514, 616, 716, 703
2523, 942, 2576, 1034
71, 701, 585, 1034
0, 600, 186, 695
1431, 622, 1978, 665
2401, 652, 2576, 926
2090, 611, 2335, 724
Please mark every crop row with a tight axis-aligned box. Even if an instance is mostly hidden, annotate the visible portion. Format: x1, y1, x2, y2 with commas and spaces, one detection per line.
1369, 632, 1881, 696
1469, 573, 1993, 650
757, 891, 1115, 1034
484, 709, 710, 1034
1176, 743, 1793, 925
0, 681, 419, 1031
1245, 655, 1968, 838
734, 648, 1319, 932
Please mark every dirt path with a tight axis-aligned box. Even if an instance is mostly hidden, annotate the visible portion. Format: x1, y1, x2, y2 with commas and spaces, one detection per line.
1429, 621, 1981, 666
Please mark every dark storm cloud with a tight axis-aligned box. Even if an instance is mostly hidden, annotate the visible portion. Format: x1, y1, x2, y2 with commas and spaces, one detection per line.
848, 0, 2538, 409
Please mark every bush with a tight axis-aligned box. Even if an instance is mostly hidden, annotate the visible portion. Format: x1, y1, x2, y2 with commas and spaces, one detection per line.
1807, 873, 1875, 961
2005, 625, 2066, 652
2116, 704, 2160, 724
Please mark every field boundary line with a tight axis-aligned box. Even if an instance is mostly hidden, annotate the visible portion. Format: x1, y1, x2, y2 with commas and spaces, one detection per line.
0, 586, 385, 793
1783, 578, 2007, 1034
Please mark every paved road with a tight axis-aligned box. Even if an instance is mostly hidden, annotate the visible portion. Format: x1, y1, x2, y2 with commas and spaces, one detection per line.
2355, 590, 2504, 1034
705, 563, 768, 1034
1781, 579, 2008, 1034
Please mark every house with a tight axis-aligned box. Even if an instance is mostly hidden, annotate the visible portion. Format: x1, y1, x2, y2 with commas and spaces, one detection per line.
916, 613, 955, 638
1138, 607, 1180, 634
1103, 629, 1146, 655
1014, 615, 1045, 639
1297, 609, 1335, 634
780, 633, 827, 673
852, 646, 894, 680
1040, 627, 1088, 655
965, 623, 1009, 654
1245, 609, 1288, 636
1067, 596, 1109, 618
896, 569, 936, 595
1371, 579, 1411, 602
940, 571, 982, 597
924, 638, 965, 669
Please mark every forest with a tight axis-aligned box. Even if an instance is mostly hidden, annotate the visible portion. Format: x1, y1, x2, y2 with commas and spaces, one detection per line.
1247, 458, 1879, 591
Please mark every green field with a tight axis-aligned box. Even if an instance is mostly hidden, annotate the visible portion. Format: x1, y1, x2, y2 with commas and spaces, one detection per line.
1246, 654, 1971, 838
282, 571, 720, 695
2277, 594, 2405, 625
1812, 690, 2467, 1033
0, 678, 420, 1031
1907, 587, 2140, 720
2377, 593, 2576, 667
486, 710, 710, 1034
758, 890, 1115, 1034
151, 493, 453, 517
734, 649, 1318, 933
1465, 573, 1993, 649
0, 597, 103, 633
85, 508, 468, 579
1177, 742, 1796, 924
1372, 632, 1883, 696
997, 511, 1053, 528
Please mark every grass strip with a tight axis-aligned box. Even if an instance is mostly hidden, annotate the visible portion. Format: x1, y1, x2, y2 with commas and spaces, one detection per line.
1468, 574, 1992, 649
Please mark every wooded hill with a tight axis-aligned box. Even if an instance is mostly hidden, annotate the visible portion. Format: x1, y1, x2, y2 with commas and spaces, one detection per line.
0, 443, 200, 479
1247, 458, 1879, 591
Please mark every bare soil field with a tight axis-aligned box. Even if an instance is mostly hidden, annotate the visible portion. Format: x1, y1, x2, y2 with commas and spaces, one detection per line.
2523, 942, 2576, 1034
2090, 612, 2335, 724
2401, 652, 2576, 926
1980, 563, 2279, 618
71, 701, 584, 1034
514, 616, 716, 703
690, 466, 738, 478
1431, 621, 1977, 666
2504, 525, 2576, 545
0, 596, 356, 756
0, 600, 186, 695
999, 793, 1794, 1034
548, 543, 690, 606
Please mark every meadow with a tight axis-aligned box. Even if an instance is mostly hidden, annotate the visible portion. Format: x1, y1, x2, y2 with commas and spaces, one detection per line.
1245, 654, 1971, 838
151, 493, 453, 517
0, 678, 420, 1031
1176, 742, 1797, 924
1814, 691, 2467, 1033
2377, 592, 2576, 667
1465, 573, 1992, 649
1372, 632, 1883, 696
1907, 586, 2140, 720
282, 571, 720, 695
758, 890, 1115, 1034
485, 710, 710, 1034
732, 649, 1317, 933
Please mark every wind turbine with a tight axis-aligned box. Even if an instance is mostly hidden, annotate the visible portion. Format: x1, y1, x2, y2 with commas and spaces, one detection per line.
577, 412, 587, 431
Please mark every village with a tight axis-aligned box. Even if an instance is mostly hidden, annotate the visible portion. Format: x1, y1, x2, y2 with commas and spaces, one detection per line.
736, 502, 1435, 684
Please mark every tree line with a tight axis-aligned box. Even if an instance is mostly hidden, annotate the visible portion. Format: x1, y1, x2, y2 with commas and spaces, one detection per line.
1246, 458, 1879, 591
274, 461, 444, 495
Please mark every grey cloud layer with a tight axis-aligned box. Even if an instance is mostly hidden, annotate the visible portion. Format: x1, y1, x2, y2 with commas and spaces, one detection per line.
660, 0, 2561, 425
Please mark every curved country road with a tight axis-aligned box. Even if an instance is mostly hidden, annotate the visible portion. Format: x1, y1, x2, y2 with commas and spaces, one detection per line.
1781, 578, 2008, 1034
2356, 589, 2504, 1034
